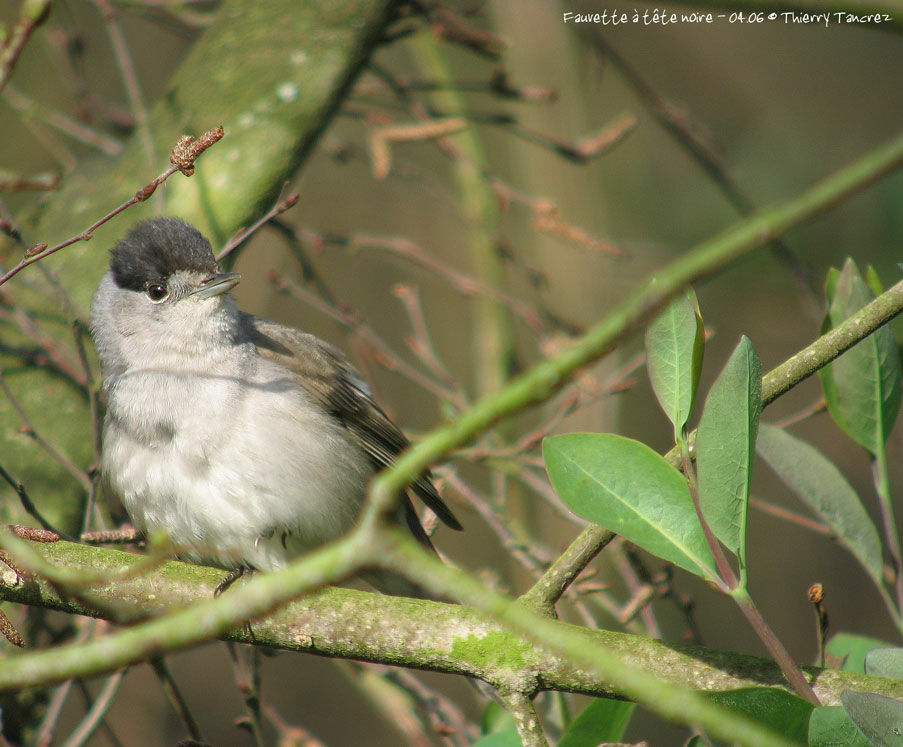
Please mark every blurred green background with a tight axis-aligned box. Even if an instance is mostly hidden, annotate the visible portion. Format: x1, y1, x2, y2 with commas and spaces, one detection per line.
1, 0, 902, 743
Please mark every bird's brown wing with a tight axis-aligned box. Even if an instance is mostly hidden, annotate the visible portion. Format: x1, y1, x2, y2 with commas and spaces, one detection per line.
242, 314, 462, 543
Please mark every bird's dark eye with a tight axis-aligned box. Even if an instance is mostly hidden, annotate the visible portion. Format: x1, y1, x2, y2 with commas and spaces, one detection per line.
146, 283, 169, 302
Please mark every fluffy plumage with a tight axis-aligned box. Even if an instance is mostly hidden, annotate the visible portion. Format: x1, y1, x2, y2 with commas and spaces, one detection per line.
91, 218, 460, 592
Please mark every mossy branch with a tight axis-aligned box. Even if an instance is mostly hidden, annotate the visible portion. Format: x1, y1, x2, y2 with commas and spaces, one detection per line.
2, 132, 903, 746
0, 539, 900, 707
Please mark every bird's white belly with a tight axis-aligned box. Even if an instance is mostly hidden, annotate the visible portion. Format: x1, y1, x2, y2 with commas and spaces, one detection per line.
102, 365, 372, 570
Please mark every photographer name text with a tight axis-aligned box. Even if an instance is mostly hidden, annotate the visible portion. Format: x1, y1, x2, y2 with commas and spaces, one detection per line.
562, 9, 893, 27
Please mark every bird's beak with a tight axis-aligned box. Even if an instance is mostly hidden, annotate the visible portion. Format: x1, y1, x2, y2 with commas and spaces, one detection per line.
191, 272, 241, 300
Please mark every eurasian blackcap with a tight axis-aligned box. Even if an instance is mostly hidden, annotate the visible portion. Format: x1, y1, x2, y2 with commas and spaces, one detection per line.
90, 217, 461, 596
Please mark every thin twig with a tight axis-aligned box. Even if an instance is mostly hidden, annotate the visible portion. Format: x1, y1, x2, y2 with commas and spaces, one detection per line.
149, 657, 206, 743
217, 188, 300, 262
60, 668, 128, 747
261, 701, 325, 747
91, 0, 155, 170
0, 368, 92, 492
382, 667, 477, 745
0, 465, 60, 532
589, 33, 819, 313
3, 84, 123, 156
272, 272, 460, 406
351, 233, 545, 333
338, 661, 432, 747
0, 0, 51, 95
0, 126, 224, 288
226, 643, 266, 747
36, 620, 97, 747
520, 525, 615, 616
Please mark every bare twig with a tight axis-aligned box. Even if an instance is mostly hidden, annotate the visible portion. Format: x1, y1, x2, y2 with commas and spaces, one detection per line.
217, 188, 300, 262
261, 702, 325, 747
0, 465, 60, 532
60, 668, 128, 747
36, 620, 97, 747
589, 33, 819, 313
91, 0, 156, 202
350, 233, 545, 333
227, 643, 265, 747
3, 84, 123, 156
382, 666, 477, 745
0, 0, 52, 95
369, 116, 467, 179
149, 657, 206, 743
520, 525, 615, 616
0, 368, 92, 492
0, 170, 60, 192
0, 126, 224, 288
413, 4, 505, 59
272, 272, 460, 406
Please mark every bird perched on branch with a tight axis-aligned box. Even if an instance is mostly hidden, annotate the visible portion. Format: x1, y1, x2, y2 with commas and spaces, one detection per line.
91, 217, 461, 595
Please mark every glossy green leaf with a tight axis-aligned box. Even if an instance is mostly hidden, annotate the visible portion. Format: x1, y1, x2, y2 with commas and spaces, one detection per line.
481, 701, 515, 735
841, 690, 903, 746
472, 729, 522, 747
704, 688, 811, 745
645, 289, 705, 438
756, 424, 885, 590
544, 433, 717, 579
695, 336, 762, 565
865, 265, 885, 296
866, 648, 903, 680
809, 706, 872, 746
820, 259, 902, 456
826, 633, 897, 673
558, 698, 635, 746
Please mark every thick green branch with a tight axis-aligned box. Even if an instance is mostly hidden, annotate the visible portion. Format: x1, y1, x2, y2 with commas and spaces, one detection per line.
2, 133, 902, 743
364, 129, 903, 522
0, 539, 900, 712
761, 275, 903, 406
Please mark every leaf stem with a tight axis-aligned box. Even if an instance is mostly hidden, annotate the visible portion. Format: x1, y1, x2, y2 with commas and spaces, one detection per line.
730, 586, 820, 705
680, 443, 736, 591
872, 446, 903, 615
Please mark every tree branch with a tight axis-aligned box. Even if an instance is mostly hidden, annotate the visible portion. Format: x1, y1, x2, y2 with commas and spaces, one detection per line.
363, 129, 903, 528
0, 539, 900, 710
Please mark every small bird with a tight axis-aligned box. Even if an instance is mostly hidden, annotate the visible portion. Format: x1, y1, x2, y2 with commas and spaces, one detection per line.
91, 217, 461, 595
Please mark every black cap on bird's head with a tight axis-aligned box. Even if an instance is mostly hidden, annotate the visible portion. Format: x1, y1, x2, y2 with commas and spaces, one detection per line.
109, 218, 221, 292
108, 217, 240, 302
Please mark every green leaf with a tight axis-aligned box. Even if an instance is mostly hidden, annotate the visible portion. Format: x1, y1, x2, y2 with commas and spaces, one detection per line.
645, 289, 705, 439
756, 424, 885, 590
704, 688, 812, 745
866, 648, 903, 680
472, 729, 522, 747
809, 706, 873, 746
558, 698, 635, 746
820, 259, 902, 456
826, 633, 897, 673
481, 701, 515, 735
695, 336, 762, 566
866, 264, 886, 297
841, 690, 903, 746
543, 433, 717, 579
